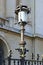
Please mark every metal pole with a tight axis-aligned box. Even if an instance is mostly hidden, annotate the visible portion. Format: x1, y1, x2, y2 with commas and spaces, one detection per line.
20, 23, 26, 58
21, 24, 24, 42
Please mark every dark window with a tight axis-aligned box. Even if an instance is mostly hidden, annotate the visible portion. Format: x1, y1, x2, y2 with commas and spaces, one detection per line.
0, 44, 4, 65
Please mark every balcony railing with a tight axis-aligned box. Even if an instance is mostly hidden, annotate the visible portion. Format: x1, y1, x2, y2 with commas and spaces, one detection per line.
0, 18, 9, 27
0, 18, 20, 33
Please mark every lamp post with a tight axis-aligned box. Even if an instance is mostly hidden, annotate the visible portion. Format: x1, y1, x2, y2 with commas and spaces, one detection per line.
15, 5, 30, 60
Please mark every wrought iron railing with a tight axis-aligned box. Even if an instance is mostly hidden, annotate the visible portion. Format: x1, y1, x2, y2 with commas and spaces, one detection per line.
2, 58, 43, 65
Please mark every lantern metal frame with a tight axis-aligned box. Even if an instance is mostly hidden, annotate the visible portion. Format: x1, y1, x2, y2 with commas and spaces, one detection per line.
15, 5, 30, 25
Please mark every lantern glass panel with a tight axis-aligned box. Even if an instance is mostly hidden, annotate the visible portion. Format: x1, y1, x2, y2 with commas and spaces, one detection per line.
18, 11, 27, 23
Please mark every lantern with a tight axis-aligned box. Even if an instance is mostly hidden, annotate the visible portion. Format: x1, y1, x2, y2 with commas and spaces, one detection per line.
15, 5, 30, 24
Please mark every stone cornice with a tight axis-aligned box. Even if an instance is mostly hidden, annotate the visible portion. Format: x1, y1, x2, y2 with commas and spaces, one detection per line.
0, 26, 43, 39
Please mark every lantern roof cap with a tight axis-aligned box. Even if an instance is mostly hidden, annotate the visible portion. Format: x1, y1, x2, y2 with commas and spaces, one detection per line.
15, 5, 30, 14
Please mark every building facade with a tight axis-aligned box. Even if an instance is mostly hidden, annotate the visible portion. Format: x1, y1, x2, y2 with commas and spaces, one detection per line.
0, 0, 43, 61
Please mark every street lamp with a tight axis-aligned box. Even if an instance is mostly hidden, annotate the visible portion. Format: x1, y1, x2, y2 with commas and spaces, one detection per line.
15, 5, 30, 59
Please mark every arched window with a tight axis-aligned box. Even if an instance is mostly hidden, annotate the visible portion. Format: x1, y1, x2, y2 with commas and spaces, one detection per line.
0, 39, 9, 65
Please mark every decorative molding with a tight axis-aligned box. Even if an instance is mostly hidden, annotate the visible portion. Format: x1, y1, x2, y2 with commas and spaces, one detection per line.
33, 33, 43, 39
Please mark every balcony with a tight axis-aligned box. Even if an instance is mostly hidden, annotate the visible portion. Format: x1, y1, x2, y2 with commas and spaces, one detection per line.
0, 18, 20, 33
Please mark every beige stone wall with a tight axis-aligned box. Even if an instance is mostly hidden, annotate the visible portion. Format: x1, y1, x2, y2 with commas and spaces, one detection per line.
6, 0, 16, 17
0, 0, 6, 17
35, 38, 43, 60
